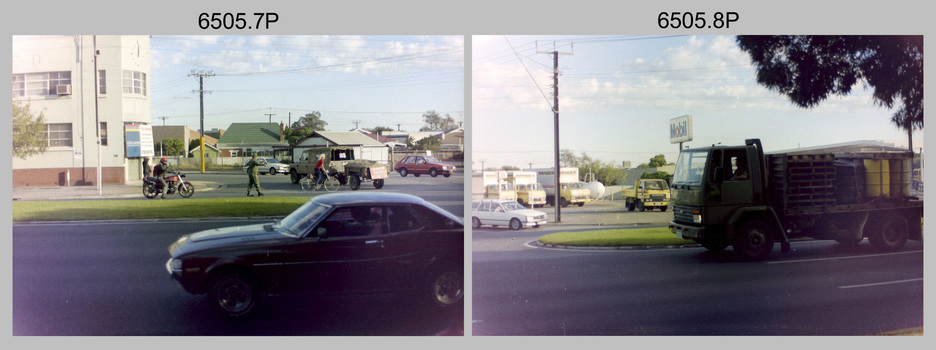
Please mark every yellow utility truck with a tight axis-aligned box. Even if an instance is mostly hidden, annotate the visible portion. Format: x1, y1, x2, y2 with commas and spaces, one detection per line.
506, 171, 546, 208
622, 178, 671, 212
533, 167, 590, 207
471, 171, 517, 201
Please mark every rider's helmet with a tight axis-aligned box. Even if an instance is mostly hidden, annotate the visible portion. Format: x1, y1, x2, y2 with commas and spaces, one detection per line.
160, 157, 168, 163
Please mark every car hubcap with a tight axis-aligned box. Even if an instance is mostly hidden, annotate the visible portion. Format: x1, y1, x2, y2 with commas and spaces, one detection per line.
217, 279, 251, 312
433, 272, 463, 305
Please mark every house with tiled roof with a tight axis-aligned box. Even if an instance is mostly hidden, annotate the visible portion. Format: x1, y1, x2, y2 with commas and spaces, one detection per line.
216, 122, 288, 158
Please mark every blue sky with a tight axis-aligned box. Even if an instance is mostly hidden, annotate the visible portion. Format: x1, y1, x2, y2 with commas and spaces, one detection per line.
149, 35, 464, 133
472, 35, 923, 170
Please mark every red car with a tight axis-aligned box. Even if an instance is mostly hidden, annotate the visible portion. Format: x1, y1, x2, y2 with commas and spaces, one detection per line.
394, 155, 456, 178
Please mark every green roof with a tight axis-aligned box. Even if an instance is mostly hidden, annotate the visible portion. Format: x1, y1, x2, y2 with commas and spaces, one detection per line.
217, 123, 287, 145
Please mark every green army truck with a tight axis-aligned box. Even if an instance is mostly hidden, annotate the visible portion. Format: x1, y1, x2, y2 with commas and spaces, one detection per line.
288, 146, 389, 190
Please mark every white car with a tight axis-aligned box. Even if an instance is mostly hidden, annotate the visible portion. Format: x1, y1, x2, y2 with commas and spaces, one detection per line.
471, 199, 547, 230
242, 158, 290, 175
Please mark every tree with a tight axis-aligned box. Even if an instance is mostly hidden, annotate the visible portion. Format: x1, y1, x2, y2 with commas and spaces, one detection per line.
419, 110, 458, 131
736, 35, 923, 136
283, 126, 314, 146
641, 171, 673, 185
12, 100, 47, 159
414, 136, 441, 151
500, 165, 520, 171
291, 111, 328, 131
368, 126, 395, 134
648, 154, 668, 168
158, 138, 185, 157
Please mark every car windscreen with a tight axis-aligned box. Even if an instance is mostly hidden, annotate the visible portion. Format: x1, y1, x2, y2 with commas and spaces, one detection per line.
275, 200, 331, 237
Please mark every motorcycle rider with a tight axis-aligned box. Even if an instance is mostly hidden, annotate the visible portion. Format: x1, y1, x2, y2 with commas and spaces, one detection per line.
154, 157, 172, 199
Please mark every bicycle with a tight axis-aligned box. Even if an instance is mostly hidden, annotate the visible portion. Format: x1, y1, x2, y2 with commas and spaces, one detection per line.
300, 172, 340, 192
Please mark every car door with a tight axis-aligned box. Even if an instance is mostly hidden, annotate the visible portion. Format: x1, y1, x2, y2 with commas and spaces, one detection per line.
279, 205, 394, 294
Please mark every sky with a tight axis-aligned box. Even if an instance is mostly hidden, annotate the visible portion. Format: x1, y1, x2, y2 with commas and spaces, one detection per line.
471, 35, 924, 170
149, 35, 464, 133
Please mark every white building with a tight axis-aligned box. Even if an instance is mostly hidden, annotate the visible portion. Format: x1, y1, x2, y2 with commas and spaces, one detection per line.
12, 35, 152, 186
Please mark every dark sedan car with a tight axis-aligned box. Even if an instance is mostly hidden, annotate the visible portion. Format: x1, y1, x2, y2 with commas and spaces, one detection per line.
394, 155, 456, 178
166, 192, 464, 317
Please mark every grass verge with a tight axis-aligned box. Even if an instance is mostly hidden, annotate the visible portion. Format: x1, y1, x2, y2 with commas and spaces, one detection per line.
12, 196, 310, 222
539, 227, 696, 247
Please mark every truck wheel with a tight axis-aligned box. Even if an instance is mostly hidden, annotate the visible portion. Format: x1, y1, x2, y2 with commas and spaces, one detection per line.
660, 206, 668, 212
472, 217, 481, 229
732, 219, 775, 260
290, 170, 300, 184
373, 179, 384, 189
559, 197, 569, 208
546, 197, 554, 206
637, 201, 646, 212
577, 202, 584, 207
399, 168, 408, 177
868, 215, 908, 252
699, 238, 729, 252
430, 168, 438, 177
627, 201, 635, 211
509, 218, 522, 230
349, 175, 361, 190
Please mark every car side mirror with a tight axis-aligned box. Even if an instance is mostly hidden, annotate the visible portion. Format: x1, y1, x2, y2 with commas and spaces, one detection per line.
316, 227, 329, 239
713, 167, 725, 184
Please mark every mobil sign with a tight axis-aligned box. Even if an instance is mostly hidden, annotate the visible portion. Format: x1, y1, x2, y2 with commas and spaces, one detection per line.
670, 115, 693, 144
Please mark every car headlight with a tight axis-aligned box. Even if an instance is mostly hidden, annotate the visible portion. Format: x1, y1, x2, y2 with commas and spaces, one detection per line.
168, 258, 183, 271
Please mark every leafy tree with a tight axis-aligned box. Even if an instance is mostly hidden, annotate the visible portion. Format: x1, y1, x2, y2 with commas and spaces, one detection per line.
500, 165, 520, 171
12, 100, 47, 159
648, 154, 668, 168
419, 110, 458, 131
736, 35, 923, 136
157, 138, 185, 157
560, 149, 579, 167
291, 111, 328, 131
405, 136, 416, 148
641, 171, 673, 185
414, 136, 441, 151
368, 126, 395, 134
283, 126, 315, 146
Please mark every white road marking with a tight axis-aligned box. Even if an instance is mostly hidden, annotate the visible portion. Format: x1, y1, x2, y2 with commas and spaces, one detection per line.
839, 278, 923, 289
767, 250, 922, 264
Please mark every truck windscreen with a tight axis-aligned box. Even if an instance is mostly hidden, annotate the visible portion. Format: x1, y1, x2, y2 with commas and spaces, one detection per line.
673, 151, 708, 186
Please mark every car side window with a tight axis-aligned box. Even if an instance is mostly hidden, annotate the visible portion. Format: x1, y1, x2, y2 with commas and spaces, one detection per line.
411, 205, 462, 230
386, 205, 422, 233
317, 206, 385, 238
480, 202, 491, 212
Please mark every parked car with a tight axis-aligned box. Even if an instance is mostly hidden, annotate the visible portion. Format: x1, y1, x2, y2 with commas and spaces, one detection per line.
166, 192, 464, 317
394, 155, 456, 178
471, 199, 547, 230
242, 158, 290, 175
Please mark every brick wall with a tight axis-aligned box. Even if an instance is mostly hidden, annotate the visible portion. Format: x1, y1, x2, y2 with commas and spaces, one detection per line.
13, 167, 126, 187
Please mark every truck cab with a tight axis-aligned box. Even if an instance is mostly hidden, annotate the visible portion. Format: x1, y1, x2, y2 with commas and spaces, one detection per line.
485, 183, 517, 201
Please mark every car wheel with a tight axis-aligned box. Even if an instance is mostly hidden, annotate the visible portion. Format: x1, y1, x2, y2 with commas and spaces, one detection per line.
426, 265, 463, 308
269, 167, 277, 175
373, 179, 384, 189
399, 168, 408, 177
290, 170, 300, 184
509, 218, 522, 230
430, 168, 438, 177
349, 174, 361, 190
868, 215, 909, 252
471, 217, 481, 229
732, 219, 775, 260
210, 271, 259, 317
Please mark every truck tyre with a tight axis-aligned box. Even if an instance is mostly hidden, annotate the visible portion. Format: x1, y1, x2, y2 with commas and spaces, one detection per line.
577, 202, 584, 207
546, 197, 555, 207
290, 170, 300, 184
373, 179, 384, 189
868, 215, 909, 252
627, 201, 635, 211
637, 201, 646, 212
472, 217, 481, 229
349, 174, 361, 191
660, 206, 668, 212
732, 219, 775, 260
399, 168, 408, 177
559, 197, 569, 208
699, 238, 729, 252
430, 168, 438, 177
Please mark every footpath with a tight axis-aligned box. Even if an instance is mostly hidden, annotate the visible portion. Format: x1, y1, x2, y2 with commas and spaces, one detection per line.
11, 180, 220, 201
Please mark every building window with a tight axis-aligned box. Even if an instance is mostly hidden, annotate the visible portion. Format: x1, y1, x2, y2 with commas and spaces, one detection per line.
99, 122, 108, 146
46, 123, 73, 147
122, 70, 146, 96
98, 70, 106, 95
230, 150, 239, 157
12, 71, 72, 97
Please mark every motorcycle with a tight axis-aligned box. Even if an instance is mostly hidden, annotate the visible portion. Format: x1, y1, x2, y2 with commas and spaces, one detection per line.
143, 171, 195, 199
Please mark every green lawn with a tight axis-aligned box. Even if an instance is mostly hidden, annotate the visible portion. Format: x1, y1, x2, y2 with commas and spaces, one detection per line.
539, 227, 696, 247
12, 197, 310, 222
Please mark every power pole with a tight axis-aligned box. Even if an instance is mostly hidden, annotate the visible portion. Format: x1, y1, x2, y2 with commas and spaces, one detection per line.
353, 120, 361, 129
158, 116, 169, 126
189, 70, 214, 173
537, 41, 572, 222
264, 108, 276, 123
